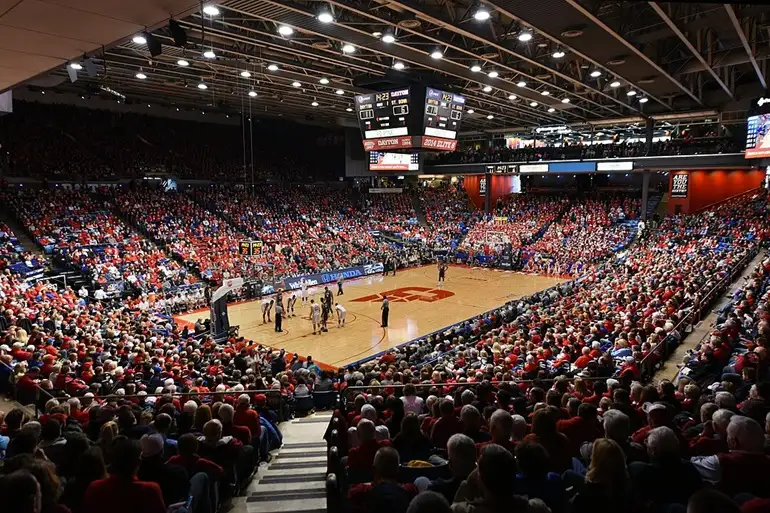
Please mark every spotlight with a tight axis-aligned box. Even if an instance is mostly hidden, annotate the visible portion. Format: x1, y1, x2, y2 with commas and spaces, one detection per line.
482, 85, 492, 92
381, 33, 396, 43
248, 90, 257, 97
198, 82, 208, 90
240, 71, 251, 78
203, 5, 220, 16
529, 101, 538, 107
590, 70, 602, 77
541, 90, 550, 96
548, 107, 556, 112
470, 64, 482, 72
626, 90, 637, 96
487, 70, 499, 78
393, 61, 405, 70
319, 78, 330, 84
341, 43, 356, 53
267, 64, 279, 71
335, 89, 344, 95
177, 59, 190, 67
346, 107, 353, 112
508, 94, 517, 100
292, 81, 301, 87
610, 81, 621, 88
132, 35, 147, 45
552, 50, 565, 58
69, 62, 82, 70
467, 109, 474, 114
518, 31, 533, 42
372, 31, 382, 37
561, 98, 570, 103
430, 49, 444, 59
135, 72, 147, 79
474, 7, 491, 21
486, 114, 494, 119
517, 81, 526, 87
639, 97, 649, 103
317, 11, 334, 23
278, 25, 293, 36
203, 50, 216, 59
311, 101, 319, 106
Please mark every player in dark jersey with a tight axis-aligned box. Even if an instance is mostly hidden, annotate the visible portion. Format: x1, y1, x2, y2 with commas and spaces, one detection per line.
438, 261, 447, 285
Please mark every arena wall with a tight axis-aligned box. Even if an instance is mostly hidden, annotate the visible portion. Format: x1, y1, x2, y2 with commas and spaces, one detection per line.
667, 168, 764, 214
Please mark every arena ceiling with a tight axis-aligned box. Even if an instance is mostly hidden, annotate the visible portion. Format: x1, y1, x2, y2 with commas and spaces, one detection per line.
12, 0, 770, 131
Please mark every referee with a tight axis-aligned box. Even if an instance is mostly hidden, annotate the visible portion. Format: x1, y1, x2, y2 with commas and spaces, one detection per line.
381, 295, 389, 328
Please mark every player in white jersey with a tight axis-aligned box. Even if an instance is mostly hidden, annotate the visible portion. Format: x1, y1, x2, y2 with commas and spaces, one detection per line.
310, 299, 321, 335
287, 294, 297, 317
261, 295, 274, 323
300, 278, 309, 303
335, 303, 347, 327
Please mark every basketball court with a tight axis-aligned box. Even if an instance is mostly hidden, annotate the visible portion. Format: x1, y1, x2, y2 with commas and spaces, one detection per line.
176, 266, 565, 369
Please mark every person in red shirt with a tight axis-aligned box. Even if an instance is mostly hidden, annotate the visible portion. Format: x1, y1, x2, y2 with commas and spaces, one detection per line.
82, 436, 166, 513
347, 419, 391, 473
430, 399, 463, 450
233, 394, 261, 443
166, 433, 225, 481
218, 404, 251, 446
573, 347, 593, 369
557, 402, 600, 456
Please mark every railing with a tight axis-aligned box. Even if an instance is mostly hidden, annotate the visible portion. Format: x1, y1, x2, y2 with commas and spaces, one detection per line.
639, 246, 759, 381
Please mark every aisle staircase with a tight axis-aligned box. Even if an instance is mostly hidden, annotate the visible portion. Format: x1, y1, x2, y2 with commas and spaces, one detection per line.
234, 411, 331, 513
411, 190, 428, 227
0, 210, 43, 258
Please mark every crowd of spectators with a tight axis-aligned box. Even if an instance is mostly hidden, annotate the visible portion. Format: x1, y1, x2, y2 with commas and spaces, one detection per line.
521, 195, 640, 276
429, 137, 741, 165
0, 223, 44, 274
419, 184, 481, 248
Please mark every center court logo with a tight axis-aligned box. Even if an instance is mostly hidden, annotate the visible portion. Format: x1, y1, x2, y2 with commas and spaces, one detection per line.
352, 286, 455, 303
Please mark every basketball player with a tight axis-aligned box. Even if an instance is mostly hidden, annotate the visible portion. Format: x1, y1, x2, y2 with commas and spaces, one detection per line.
321, 296, 330, 333
438, 261, 447, 285
300, 278, 309, 304
310, 299, 321, 335
261, 295, 274, 324
287, 293, 297, 317
335, 302, 347, 327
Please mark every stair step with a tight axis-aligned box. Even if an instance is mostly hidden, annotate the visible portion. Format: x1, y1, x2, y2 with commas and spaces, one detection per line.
247, 489, 326, 502
281, 442, 327, 449
258, 471, 326, 483
275, 451, 326, 459
243, 498, 326, 513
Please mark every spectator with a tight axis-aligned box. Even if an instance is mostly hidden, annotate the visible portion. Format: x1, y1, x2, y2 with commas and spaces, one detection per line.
0, 470, 42, 513
402, 384, 425, 416
452, 444, 530, 513
523, 408, 572, 473
392, 414, 433, 463
513, 441, 566, 513
347, 419, 391, 473
425, 433, 477, 503
348, 447, 417, 513
431, 399, 463, 450
571, 438, 630, 513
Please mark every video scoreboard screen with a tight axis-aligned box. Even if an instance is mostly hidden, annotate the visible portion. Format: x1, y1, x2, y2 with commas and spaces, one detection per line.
355, 88, 411, 139
746, 95, 770, 159
424, 87, 465, 140
369, 152, 420, 171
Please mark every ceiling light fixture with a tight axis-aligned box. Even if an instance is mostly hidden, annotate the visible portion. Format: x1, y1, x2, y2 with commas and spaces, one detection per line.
430, 49, 444, 59
518, 31, 533, 42
552, 50, 565, 58
561, 98, 570, 103
639, 97, 649, 103
132, 34, 147, 45
240, 71, 251, 78
470, 64, 482, 72
529, 101, 538, 107
393, 61, 405, 70
381, 33, 396, 43
474, 7, 491, 21
341, 43, 356, 53
541, 90, 550, 96
292, 81, 301, 87
202, 5, 220, 16
372, 31, 382, 37
319, 78, 330, 84
335, 89, 344, 95
487, 70, 499, 78
548, 107, 556, 112
626, 90, 637, 96
590, 70, 602, 77
508, 94, 517, 100
610, 80, 621, 88
467, 109, 474, 114
517, 80, 527, 87
482, 85, 492, 92
248, 90, 257, 97
317, 11, 334, 23
278, 25, 293, 36
198, 82, 208, 90
346, 107, 353, 112
486, 114, 494, 119
267, 64, 279, 71
177, 59, 189, 67
203, 50, 216, 59
135, 72, 147, 79
311, 101, 319, 107
69, 62, 82, 70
